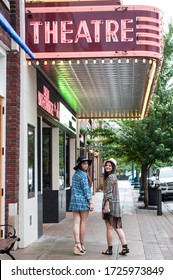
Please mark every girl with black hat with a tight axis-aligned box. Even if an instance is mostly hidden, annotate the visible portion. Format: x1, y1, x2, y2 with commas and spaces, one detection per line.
69, 156, 94, 255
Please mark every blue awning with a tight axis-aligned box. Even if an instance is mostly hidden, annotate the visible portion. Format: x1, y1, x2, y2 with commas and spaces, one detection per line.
0, 13, 34, 59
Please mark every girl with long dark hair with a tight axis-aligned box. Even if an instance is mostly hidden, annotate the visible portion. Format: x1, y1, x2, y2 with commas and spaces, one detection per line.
102, 158, 129, 256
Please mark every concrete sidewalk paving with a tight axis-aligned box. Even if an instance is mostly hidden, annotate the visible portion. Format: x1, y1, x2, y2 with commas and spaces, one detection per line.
1, 180, 173, 260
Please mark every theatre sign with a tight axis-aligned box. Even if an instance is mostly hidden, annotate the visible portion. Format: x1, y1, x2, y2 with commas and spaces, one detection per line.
25, 1, 164, 119
25, 2, 163, 59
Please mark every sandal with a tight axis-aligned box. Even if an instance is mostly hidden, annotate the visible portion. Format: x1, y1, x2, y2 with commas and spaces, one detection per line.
119, 244, 129, 255
81, 243, 86, 252
102, 246, 113, 255
73, 242, 85, 255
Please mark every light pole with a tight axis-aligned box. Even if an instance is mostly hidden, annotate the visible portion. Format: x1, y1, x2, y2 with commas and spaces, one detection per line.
131, 164, 135, 185
133, 170, 140, 189
138, 164, 144, 201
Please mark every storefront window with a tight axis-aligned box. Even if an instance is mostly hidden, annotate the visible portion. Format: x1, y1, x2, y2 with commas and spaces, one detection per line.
59, 130, 65, 189
0, 98, 3, 206
37, 117, 41, 193
28, 125, 35, 198
66, 136, 70, 188
43, 128, 52, 188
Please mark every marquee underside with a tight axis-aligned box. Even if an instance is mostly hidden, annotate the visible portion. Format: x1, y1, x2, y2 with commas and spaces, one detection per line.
32, 57, 161, 119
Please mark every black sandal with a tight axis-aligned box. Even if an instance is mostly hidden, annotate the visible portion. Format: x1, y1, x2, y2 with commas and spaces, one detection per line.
119, 244, 129, 255
102, 246, 113, 255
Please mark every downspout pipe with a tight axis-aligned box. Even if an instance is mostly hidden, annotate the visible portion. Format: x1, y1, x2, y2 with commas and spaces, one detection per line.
0, 13, 34, 60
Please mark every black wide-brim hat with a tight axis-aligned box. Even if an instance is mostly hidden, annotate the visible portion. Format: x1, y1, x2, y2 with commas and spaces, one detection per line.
73, 156, 92, 170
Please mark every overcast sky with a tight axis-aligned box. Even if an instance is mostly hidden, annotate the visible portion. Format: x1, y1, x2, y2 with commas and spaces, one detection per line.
123, 0, 173, 32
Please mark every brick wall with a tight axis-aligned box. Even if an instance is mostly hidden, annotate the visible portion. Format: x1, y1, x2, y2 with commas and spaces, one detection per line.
5, 0, 20, 224
0, 0, 11, 48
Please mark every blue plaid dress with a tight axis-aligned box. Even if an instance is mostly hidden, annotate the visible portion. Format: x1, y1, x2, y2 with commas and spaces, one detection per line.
69, 169, 92, 211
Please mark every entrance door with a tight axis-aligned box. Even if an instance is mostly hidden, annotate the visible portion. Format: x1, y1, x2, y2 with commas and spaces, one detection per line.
43, 127, 52, 189
37, 117, 43, 237
0, 97, 3, 223
42, 126, 54, 223
65, 135, 70, 188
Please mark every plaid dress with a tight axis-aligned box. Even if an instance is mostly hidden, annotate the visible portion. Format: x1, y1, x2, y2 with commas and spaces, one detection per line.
102, 173, 122, 228
69, 169, 92, 211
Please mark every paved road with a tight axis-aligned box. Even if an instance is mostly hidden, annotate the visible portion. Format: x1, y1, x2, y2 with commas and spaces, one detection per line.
164, 199, 173, 212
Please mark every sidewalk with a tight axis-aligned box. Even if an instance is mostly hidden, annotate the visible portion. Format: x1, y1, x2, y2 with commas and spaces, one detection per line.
1, 180, 173, 260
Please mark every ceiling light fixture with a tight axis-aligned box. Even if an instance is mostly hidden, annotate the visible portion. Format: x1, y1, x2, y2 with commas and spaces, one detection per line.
135, 59, 138, 63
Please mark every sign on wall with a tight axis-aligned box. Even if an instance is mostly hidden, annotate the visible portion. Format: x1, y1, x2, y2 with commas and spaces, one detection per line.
37, 73, 76, 134
59, 103, 77, 134
38, 84, 60, 120
25, 2, 163, 59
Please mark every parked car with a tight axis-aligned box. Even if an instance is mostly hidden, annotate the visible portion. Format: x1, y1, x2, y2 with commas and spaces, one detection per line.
148, 167, 173, 198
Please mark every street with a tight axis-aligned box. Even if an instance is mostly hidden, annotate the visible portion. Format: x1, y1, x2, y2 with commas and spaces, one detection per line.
164, 198, 173, 212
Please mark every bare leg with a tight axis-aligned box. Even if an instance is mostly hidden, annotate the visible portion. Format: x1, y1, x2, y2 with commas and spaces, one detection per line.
73, 211, 89, 251
102, 221, 113, 255
80, 211, 89, 244
115, 228, 129, 255
105, 220, 113, 246
115, 228, 126, 246
73, 211, 82, 249
72, 211, 86, 255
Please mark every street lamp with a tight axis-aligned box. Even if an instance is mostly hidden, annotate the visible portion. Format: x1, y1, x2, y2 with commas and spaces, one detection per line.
138, 164, 144, 201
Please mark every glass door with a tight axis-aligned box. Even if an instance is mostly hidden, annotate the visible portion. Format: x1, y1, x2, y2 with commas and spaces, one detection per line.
37, 117, 43, 237
0, 97, 3, 223
43, 127, 52, 189
65, 136, 70, 188
59, 130, 65, 189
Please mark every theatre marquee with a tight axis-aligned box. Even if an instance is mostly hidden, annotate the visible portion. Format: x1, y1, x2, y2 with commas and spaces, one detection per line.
25, 2, 163, 59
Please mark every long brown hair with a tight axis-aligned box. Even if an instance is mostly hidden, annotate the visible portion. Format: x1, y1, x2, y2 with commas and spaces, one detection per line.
103, 161, 116, 188
87, 174, 92, 187
78, 163, 92, 187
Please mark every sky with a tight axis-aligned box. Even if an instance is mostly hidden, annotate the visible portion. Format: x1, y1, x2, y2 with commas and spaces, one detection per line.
124, 0, 173, 32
